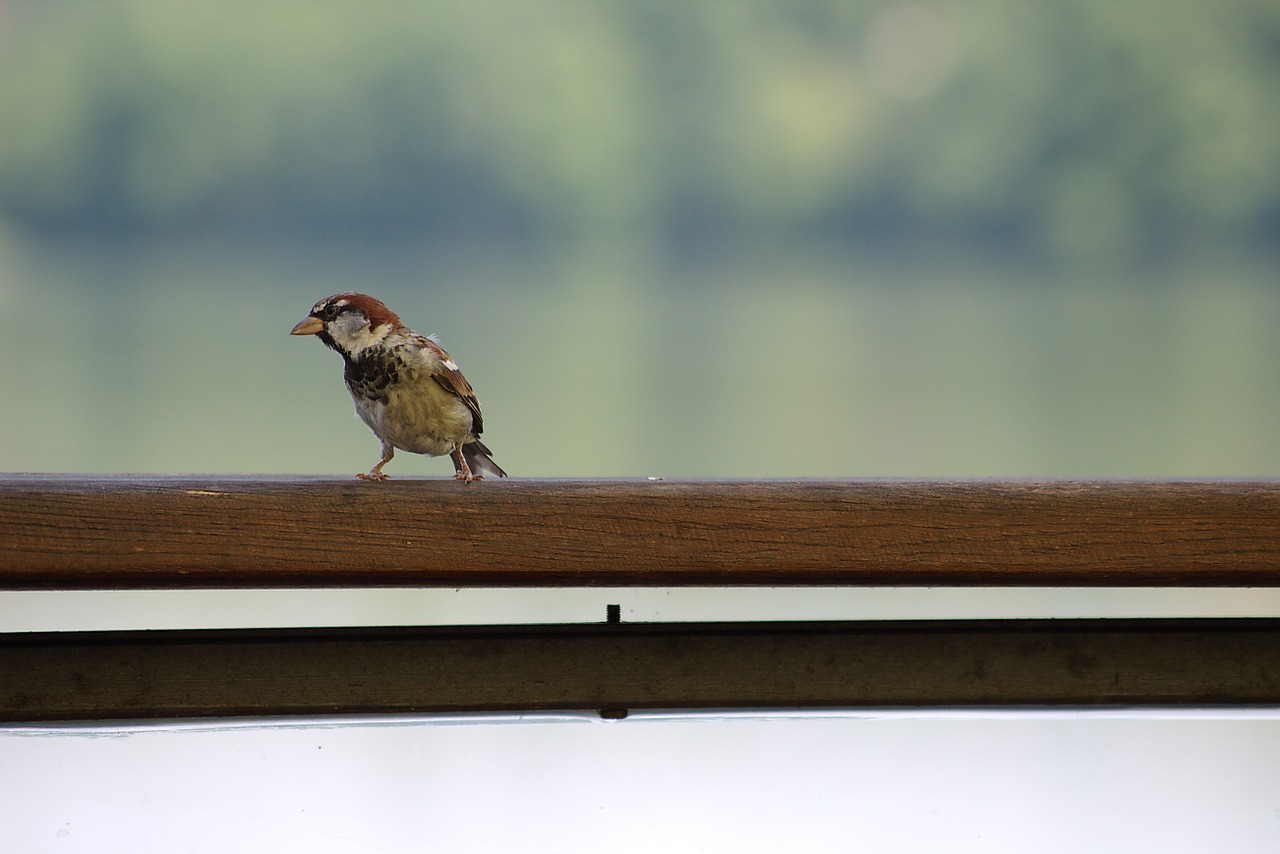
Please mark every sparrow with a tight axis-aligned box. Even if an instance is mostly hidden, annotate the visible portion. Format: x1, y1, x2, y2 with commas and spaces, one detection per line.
290, 292, 506, 482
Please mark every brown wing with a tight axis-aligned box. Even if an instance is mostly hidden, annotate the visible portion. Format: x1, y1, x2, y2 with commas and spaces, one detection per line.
417, 335, 485, 435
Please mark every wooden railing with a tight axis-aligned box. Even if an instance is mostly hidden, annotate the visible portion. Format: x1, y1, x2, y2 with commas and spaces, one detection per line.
2, 476, 1279, 721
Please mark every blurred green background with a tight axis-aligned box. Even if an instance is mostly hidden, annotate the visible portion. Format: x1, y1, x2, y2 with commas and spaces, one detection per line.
1, 0, 1278, 477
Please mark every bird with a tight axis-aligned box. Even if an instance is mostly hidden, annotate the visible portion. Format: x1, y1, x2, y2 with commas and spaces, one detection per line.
290, 292, 506, 482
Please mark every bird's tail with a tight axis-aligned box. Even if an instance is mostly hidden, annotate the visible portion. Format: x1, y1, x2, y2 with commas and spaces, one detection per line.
461, 440, 507, 479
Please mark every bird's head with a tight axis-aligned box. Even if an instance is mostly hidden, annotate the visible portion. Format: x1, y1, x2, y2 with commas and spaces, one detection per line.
290, 293, 401, 357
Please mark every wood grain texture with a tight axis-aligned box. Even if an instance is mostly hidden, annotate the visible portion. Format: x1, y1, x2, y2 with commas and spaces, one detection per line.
4, 619, 1278, 721
1, 476, 1278, 588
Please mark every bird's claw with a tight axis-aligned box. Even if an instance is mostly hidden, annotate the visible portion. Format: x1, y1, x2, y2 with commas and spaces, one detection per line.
357, 471, 389, 481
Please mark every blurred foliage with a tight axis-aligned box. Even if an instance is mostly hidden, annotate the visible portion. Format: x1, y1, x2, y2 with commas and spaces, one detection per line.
1, 0, 1279, 263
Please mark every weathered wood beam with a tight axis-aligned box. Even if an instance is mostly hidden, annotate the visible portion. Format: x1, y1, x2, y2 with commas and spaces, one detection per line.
2, 477, 1278, 588
3, 618, 1278, 722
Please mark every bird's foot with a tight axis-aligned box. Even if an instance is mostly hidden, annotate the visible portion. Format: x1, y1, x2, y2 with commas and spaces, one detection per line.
454, 472, 483, 483
357, 471, 389, 481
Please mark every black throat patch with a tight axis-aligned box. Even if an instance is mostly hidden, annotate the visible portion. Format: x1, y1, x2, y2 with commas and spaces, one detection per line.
343, 351, 398, 405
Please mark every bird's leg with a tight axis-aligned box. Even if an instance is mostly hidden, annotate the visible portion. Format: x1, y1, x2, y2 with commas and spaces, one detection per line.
358, 444, 394, 481
451, 444, 480, 483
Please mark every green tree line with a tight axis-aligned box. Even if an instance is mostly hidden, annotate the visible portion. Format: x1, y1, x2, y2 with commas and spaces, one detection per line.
1, 0, 1278, 262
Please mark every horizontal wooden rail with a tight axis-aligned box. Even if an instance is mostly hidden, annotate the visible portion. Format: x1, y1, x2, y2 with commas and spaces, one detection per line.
1, 476, 1278, 588
3, 618, 1278, 722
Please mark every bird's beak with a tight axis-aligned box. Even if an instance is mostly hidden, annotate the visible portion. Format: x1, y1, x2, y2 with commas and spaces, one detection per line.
290, 316, 323, 336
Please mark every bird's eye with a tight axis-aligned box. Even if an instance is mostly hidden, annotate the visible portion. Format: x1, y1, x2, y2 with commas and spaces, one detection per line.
318, 304, 340, 321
